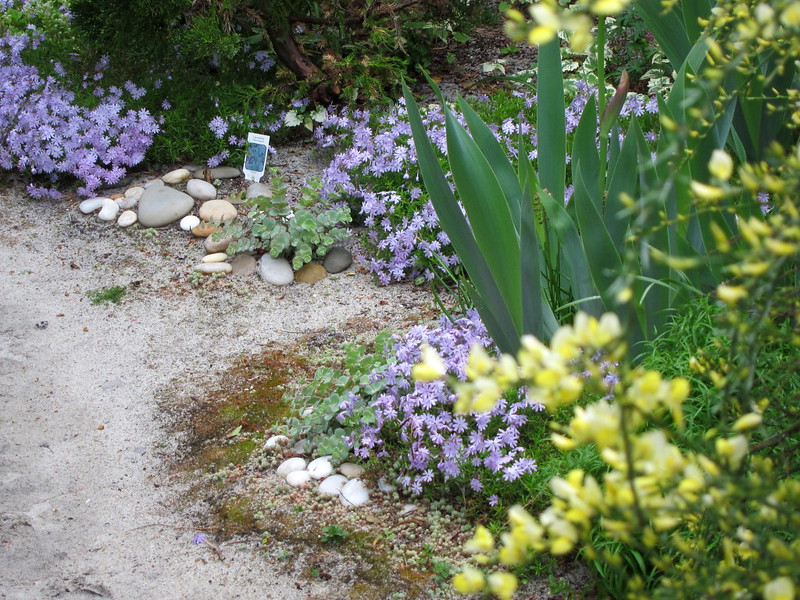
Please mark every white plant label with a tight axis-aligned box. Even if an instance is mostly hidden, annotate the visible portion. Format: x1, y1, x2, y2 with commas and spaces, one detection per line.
242, 132, 270, 182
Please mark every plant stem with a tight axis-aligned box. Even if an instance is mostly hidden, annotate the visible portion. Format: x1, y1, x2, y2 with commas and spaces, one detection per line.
597, 15, 607, 193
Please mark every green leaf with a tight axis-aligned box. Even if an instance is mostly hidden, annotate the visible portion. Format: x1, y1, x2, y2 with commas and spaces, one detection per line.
444, 106, 523, 329
634, 0, 693, 73
537, 39, 566, 205
402, 80, 521, 353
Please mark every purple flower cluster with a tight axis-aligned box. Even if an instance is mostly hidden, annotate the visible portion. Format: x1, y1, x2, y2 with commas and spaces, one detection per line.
341, 309, 543, 495
314, 86, 659, 284
0, 31, 159, 197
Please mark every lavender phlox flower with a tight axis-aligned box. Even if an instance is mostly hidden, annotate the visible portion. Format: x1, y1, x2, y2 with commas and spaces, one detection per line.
208, 116, 228, 139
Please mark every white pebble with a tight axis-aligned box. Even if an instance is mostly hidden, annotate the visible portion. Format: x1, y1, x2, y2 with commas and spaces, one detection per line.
117, 210, 137, 227
201, 252, 228, 263
97, 198, 120, 221
377, 477, 396, 493
307, 456, 333, 480
339, 462, 364, 478
79, 197, 107, 214
264, 435, 289, 449
340, 479, 369, 507
276, 457, 307, 477
286, 470, 312, 487
318, 474, 348, 495
179, 215, 201, 231
192, 263, 232, 274
162, 168, 191, 184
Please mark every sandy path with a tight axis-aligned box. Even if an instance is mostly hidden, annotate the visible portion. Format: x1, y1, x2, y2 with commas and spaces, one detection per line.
0, 179, 430, 599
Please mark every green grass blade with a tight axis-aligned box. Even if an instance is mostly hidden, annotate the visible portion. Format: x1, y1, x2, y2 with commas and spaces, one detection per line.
539, 190, 604, 317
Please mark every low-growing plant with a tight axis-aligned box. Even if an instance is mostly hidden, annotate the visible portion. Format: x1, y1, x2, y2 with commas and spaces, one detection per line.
86, 285, 127, 305
320, 524, 350, 545
285, 334, 393, 461
219, 169, 351, 270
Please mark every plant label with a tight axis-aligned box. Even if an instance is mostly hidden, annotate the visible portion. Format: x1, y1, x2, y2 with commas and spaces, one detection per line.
243, 132, 270, 182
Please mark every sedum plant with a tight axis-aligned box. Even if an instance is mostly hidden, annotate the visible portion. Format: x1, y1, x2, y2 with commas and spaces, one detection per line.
219, 169, 351, 270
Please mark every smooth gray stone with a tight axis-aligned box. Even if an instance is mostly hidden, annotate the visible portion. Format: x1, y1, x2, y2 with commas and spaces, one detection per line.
257, 254, 293, 286
137, 186, 195, 228
192, 166, 241, 180
323, 246, 353, 274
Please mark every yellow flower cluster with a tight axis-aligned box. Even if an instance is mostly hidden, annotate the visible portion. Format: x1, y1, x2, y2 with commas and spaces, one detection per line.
504, 0, 632, 53
412, 310, 795, 599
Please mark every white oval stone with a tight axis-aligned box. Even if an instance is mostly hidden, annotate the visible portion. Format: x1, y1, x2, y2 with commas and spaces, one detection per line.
276, 457, 307, 477
162, 168, 191, 184
340, 479, 369, 507
286, 470, 312, 487
307, 456, 333, 480
201, 252, 228, 263
339, 462, 364, 478
179, 215, 201, 231
186, 179, 217, 201
192, 263, 232, 274
79, 197, 107, 214
117, 210, 137, 227
264, 435, 289, 449
124, 186, 145, 200
318, 474, 348, 495
97, 198, 120, 221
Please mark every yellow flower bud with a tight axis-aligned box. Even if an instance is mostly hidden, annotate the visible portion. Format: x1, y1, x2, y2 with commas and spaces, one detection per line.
716, 435, 749, 468
764, 577, 795, 600
708, 149, 733, 181
733, 413, 763, 431
488, 572, 518, 600
717, 284, 748, 306
690, 180, 725, 201
452, 567, 485, 594
464, 525, 495, 554
764, 238, 797, 256
412, 345, 446, 381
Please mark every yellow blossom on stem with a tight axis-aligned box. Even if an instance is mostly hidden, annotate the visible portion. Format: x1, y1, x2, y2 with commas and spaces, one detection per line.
717, 284, 748, 306
488, 572, 518, 600
452, 566, 485, 594
764, 577, 795, 600
709, 149, 734, 181
464, 525, 495, 554
412, 344, 446, 381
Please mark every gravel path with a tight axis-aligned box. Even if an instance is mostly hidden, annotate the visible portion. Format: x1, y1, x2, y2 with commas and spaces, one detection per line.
0, 148, 435, 599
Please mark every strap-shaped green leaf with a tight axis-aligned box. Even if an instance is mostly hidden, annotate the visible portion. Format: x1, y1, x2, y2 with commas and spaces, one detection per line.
444, 107, 523, 329
402, 81, 521, 353
573, 162, 622, 307
537, 39, 566, 205
634, 0, 692, 73
457, 95, 523, 234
